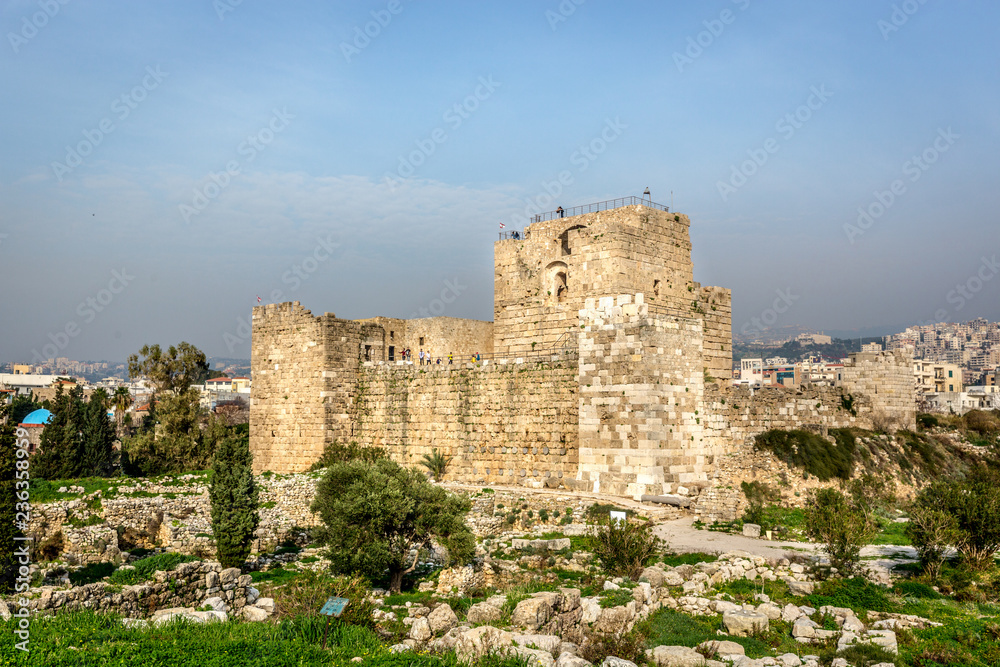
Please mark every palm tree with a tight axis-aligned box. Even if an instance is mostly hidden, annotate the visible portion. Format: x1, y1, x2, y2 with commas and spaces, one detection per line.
418, 448, 451, 480
113, 386, 133, 433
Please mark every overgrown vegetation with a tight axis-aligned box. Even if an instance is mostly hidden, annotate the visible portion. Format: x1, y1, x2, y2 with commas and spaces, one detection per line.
312, 458, 475, 592
804, 486, 880, 576
307, 440, 387, 471
108, 552, 199, 586
587, 516, 662, 579
419, 448, 452, 480
753, 428, 855, 481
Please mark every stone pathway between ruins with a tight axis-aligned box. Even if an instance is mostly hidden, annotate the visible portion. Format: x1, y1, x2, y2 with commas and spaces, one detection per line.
445, 483, 914, 583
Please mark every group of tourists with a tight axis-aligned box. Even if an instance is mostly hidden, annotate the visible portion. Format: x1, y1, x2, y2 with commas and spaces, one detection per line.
413, 350, 482, 365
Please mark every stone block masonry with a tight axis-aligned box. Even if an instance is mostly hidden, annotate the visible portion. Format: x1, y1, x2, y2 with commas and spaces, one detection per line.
353, 360, 579, 487
250, 201, 917, 499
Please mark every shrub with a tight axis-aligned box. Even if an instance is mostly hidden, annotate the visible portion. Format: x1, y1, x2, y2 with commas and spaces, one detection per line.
307, 440, 386, 471
807, 577, 893, 613
580, 626, 647, 665
69, 562, 115, 586
265, 569, 374, 627
804, 488, 878, 576
740, 480, 777, 529
925, 465, 1000, 570
917, 413, 939, 429
753, 429, 855, 481
109, 553, 198, 586
588, 517, 663, 579
905, 503, 961, 579
585, 503, 630, 524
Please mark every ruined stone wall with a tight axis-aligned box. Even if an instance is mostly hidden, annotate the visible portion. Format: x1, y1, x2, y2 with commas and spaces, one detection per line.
251, 302, 345, 474
576, 294, 712, 497
405, 317, 494, 361
351, 360, 579, 488
838, 350, 916, 432
494, 207, 706, 359
696, 286, 733, 381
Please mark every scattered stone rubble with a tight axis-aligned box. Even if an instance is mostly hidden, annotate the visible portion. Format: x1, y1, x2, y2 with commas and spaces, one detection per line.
382, 551, 913, 667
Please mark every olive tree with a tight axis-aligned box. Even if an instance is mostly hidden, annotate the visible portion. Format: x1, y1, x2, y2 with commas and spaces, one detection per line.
311, 458, 474, 592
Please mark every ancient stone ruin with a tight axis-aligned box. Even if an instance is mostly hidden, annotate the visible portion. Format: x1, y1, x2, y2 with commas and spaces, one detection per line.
250, 202, 915, 497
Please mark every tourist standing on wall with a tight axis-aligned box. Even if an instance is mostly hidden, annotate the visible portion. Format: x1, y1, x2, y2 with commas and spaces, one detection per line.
419, 350, 425, 365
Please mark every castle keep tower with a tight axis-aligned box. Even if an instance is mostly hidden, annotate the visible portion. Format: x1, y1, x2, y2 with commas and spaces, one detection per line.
493, 202, 732, 381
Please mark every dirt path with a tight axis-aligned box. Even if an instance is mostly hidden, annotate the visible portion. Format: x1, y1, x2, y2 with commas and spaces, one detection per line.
654, 515, 819, 559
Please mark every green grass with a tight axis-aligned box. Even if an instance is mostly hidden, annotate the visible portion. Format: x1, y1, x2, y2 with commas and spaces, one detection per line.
109, 553, 199, 586
660, 552, 718, 567
0, 610, 531, 666
597, 588, 634, 608
640, 609, 779, 659
250, 566, 302, 586
806, 577, 894, 614
871, 520, 912, 546
68, 562, 116, 586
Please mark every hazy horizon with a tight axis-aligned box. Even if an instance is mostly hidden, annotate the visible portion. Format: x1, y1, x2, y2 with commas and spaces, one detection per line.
2, 1, 998, 362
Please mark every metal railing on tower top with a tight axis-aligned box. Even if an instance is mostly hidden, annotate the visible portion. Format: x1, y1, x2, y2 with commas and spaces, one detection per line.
532, 196, 668, 223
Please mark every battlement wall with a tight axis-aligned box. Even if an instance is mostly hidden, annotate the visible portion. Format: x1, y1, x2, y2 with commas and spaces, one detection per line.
351, 360, 579, 487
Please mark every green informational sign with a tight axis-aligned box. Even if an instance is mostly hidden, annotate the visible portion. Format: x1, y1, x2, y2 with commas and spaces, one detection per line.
320, 597, 350, 617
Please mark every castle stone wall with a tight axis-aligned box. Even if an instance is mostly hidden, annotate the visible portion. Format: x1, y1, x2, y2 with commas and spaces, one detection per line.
576, 294, 711, 497
351, 360, 579, 487
839, 350, 917, 431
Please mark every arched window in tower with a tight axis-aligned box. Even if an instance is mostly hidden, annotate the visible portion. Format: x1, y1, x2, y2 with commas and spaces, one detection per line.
545, 261, 569, 305
558, 225, 587, 257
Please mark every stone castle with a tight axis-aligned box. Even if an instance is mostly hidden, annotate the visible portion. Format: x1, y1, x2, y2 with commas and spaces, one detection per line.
250, 202, 916, 498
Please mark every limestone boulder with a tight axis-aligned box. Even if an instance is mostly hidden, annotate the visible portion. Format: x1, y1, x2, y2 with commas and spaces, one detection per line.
742, 523, 761, 538
409, 617, 432, 642
255, 598, 276, 614
0, 600, 9, 622
512, 597, 553, 631
786, 581, 815, 596
455, 626, 513, 663
240, 605, 269, 622
428, 604, 459, 634
661, 571, 685, 587
651, 645, 707, 667
203, 596, 228, 612
513, 634, 562, 656
466, 602, 502, 626
781, 603, 804, 623
722, 609, 768, 637
697, 640, 745, 658
556, 652, 593, 667
640, 567, 667, 587
600, 657, 637, 667
580, 598, 602, 625
594, 605, 635, 635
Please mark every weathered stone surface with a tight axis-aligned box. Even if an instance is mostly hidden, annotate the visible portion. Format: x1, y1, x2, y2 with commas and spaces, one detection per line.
640, 567, 667, 587
722, 609, 769, 636
662, 571, 685, 587
742, 523, 761, 538
652, 645, 707, 667
556, 652, 593, 667
792, 618, 819, 638
240, 605, 269, 622
409, 617, 432, 642
513, 634, 562, 656
786, 581, 815, 596
203, 596, 228, 612
781, 603, 804, 622
594, 605, 635, 634
512, 597, 553, 631
455, 626, 514, 662
757, 602, 782, 620
697, 640, 745, 658
600, 657, 637, 667
428, 604, 459, 634
0, 599, 10, 621
467, 601, 503, 625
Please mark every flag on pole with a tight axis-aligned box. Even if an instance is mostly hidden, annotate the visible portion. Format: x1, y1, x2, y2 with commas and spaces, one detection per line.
499, 221, 506, 229
257, 295, 262, 304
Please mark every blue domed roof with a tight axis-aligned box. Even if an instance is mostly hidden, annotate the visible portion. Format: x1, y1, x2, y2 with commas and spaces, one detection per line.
21, 409, 53, 425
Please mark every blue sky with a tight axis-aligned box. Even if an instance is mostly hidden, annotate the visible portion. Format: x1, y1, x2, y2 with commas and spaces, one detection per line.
1, 0, 998, 361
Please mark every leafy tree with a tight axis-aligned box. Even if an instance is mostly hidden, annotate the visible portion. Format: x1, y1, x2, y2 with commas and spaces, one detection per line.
112, 386, 133, 433
1, 403, 24, 593
740, 480, 778, 529
31, 385, 117, 479
8, 393, 41, 425
127, 342, 210, 395
209, 433, 259, 569
122, 389, 224, 476
311, 458, 475, 592
929, 465, 1000, 571
804, 487, 879, 577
